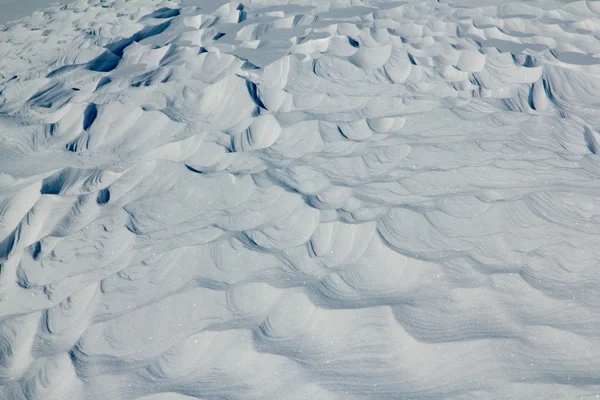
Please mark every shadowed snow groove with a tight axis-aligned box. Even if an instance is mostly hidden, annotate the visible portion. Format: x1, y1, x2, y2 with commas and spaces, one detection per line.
2, 0, 600, 399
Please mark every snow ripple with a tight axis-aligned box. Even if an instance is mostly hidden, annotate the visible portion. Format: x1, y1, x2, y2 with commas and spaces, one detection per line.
1, 0, 600, 398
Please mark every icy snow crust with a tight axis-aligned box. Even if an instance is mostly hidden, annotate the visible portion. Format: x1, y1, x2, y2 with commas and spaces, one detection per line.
1, 0, 600, 398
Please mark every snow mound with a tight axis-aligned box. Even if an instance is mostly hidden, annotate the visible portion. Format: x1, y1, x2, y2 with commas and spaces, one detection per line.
2, 0, 600, 398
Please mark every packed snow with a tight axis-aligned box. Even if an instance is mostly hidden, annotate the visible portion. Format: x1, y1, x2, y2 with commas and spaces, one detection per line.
1, 0, 600, 398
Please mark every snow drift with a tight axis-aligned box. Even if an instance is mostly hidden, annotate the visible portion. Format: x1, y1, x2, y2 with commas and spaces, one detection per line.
1, 0, 600, 398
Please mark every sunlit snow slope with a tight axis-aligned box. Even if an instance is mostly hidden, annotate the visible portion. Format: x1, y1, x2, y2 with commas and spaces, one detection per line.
1, 0, 600, 398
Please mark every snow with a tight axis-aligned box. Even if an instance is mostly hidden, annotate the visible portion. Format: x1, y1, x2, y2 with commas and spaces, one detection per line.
0, 0, 64, 25
1, 0, 600, 398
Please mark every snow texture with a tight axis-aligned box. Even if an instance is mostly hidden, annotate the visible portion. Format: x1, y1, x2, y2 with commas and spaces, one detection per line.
1, 0, 600, 398
0, 0, 64, 25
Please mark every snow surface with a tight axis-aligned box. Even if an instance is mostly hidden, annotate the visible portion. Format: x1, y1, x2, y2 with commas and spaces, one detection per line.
1, 0, 600, 398
0, 0, 64, 25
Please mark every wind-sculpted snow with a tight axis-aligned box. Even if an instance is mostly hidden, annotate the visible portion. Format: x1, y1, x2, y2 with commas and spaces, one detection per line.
1, 0, 600, 398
